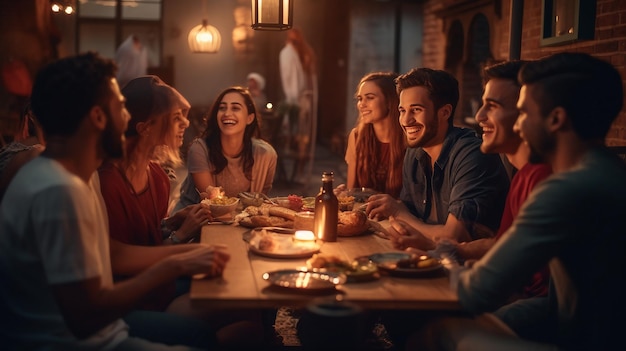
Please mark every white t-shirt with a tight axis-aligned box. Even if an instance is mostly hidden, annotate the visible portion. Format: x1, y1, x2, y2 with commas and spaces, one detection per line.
0, 157, 128, 350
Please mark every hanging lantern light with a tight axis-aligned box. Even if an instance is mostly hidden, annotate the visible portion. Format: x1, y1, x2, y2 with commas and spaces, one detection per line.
251, 0, 293, 31
188, 19, 222, 53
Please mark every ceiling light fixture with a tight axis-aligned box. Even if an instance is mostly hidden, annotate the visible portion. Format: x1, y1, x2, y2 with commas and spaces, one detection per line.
251, 0, 293, 31
188, 0, 221, 53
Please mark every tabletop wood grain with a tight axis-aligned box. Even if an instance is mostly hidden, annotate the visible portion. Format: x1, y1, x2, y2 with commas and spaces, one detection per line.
190, 223, 460, 311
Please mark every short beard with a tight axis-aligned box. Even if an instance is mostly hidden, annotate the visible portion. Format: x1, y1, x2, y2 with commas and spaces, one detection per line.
407, 118, 439, 148
527, 134, 554, 165
101, 106, 125, 160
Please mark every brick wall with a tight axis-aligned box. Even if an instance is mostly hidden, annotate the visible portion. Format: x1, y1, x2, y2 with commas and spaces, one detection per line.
423, 0, 626, 145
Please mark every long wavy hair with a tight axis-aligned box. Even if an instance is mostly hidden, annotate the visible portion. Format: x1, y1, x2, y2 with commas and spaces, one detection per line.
201, 86, 261, 180
354, 72, 406, 198
287, 27, 316, 77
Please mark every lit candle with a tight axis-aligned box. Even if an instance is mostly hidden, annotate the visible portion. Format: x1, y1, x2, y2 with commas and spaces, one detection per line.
294, 230, 316, 243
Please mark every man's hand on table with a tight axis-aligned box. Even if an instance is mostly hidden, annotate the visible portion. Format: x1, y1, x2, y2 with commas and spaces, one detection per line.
365, 194, 408, 220
168, 244, 230, 279
387, 217, 436, 251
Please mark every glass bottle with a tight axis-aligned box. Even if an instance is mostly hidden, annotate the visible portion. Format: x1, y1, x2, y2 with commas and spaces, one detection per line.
314, 171, 339, 242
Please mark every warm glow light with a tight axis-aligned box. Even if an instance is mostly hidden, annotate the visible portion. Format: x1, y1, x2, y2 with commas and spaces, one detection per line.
188, 20, 221, 53
251, 0, 293, 31
266, 102, 273, 110
197, 32, 213, 43
294, 230, 316, 242
51, 2, 75, 15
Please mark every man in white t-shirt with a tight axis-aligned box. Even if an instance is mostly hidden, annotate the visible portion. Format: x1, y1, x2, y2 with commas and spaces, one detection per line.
0, 52, 229, 350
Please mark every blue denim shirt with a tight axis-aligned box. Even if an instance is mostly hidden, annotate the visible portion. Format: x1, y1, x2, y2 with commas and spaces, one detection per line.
400, 127, 509, 239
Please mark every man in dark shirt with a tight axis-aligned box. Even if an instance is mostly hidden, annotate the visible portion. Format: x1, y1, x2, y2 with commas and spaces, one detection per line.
366, 68, 509, 245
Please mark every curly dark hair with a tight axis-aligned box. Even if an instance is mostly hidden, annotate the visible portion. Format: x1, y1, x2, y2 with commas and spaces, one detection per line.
30, 52, 117, 138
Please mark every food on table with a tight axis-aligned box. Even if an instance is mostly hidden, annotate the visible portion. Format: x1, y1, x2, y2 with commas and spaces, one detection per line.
238, 192, 265, 207
202, 185, 224, 200
236, 204, 368, 235
249, 215, 293, 228
337, 195, 355, 211
243, 204, 273, 216
346, 187, 378, 203
274, 195, 304, 211
294, 211, 315, 231
287, 194, 303, 211
236, 204, 296, 228
268, 206, 297, 221
202, 196, 238, 205
201, 196, 240, 218
337, 210, 369, 236
306, 253, 379, 282
307, 253, 352, 270
396, 255, 440, 269
258, 234, 277, 252
301, 197, 315, 210
242, 203, 298, 220
249, 229, 319, 255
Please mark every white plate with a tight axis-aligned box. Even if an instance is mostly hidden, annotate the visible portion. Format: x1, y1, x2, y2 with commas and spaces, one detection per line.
244, 228, 321, 259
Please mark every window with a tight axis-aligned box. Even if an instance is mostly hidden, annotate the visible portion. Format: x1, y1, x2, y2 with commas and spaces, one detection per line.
541, 0, 596, 47
77, 0, 162, 66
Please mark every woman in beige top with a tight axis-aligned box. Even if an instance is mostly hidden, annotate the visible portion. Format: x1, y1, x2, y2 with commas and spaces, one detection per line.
176, 86, 277, 211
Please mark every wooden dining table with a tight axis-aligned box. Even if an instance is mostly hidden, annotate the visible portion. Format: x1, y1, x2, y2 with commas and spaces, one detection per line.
190, 222, 460, 312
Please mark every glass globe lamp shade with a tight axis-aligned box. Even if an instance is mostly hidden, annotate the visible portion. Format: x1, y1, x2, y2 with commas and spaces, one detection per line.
188, 20, 221, 53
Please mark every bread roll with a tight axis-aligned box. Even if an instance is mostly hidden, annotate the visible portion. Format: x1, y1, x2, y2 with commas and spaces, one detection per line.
250, 215, 294, 228
337, 211, 368, 237
268, 206, 296, 221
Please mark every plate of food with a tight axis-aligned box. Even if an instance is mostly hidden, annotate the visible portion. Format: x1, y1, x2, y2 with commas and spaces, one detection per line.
262, 269, 346, 292
337, 210, 370, 237
236, 204, 296, 229
368, 252, 444, 277
306, 254, 379, 283
301, 197, 315, 211
346, 187, 379, 203
272, 195, 304, 211
244, 227, 321, 259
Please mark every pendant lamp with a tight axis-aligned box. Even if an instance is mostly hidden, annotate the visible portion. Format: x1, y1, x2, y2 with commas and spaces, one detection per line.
188, 0, 221, 53
251, 0, 293, 31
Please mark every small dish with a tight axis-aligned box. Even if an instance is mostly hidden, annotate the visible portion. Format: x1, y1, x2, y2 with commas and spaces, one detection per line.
307, 258, 379, 283
368, 252, 444, 278
262, 269, 346, 291
272, 196, 303, 211
202, 197, 240, 218
347, 188, 379, 203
